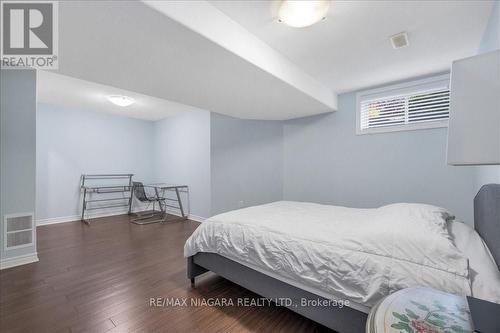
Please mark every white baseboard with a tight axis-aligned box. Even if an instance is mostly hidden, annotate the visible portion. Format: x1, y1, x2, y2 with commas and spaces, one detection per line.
188, 214, 206, 223
36, 207, 133, 226
164, 208, 206, 223
37, 215, 80, 226
0, 253, 39, 270
38, 207, 206, 226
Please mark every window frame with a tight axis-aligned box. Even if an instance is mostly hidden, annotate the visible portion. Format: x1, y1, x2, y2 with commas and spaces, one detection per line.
356, 74, 450, 135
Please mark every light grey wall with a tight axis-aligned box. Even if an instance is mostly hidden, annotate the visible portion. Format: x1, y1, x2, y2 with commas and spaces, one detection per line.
36, 104, 155, 221
474, 1, 500, 190
210, 113, 284, 216
283, 92, 478, 225
1, 70, 38, 260
479, 1, 499, 54
153, 110, 211, 219
37, 104, 212, 221
35, 105, 278, 220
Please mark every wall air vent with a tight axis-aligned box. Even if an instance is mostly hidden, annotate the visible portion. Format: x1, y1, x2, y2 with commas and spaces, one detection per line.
390, 32, 409, 49
4, 213, 34, 250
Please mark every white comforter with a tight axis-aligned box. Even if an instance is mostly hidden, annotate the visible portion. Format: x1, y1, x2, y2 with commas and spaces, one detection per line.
184, 201, 471, 307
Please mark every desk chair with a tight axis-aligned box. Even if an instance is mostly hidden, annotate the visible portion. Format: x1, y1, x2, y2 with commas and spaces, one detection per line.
130, 182, 166, 224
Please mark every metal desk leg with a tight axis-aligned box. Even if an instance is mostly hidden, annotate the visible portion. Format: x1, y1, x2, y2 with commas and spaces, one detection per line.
155, 187, 167, 223
81, 188, 88, 224
175, 187, 185, 218
127, 179, 133, 215
128, 188, 133, 215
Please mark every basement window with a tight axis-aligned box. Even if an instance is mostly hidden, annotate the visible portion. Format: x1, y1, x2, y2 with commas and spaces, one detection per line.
356, 74, 450, 135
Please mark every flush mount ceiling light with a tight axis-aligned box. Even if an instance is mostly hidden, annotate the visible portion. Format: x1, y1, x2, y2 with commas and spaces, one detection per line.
278, 0, 330, 28
107, 95, 135, 107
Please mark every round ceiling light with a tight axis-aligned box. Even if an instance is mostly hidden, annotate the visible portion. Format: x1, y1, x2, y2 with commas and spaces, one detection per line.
107, 95, 135, 107
278, 0, 330, 28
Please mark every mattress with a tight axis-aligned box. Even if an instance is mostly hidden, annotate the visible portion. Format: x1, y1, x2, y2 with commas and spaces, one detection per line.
219, 250, 372, 313
185, 201, 475, 309
192, 220, 500, 314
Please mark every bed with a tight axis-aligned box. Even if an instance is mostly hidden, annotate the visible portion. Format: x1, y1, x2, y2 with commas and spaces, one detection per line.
185, 184, 500, 333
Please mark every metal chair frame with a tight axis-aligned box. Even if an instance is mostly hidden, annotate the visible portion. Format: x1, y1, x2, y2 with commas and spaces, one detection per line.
130, 182, 167, 224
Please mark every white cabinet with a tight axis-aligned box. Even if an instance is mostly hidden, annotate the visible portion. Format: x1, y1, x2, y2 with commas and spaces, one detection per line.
447, 50, 500, 165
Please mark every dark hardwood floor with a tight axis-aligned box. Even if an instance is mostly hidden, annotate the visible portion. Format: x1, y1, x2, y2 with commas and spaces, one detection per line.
0, 214, 330, 333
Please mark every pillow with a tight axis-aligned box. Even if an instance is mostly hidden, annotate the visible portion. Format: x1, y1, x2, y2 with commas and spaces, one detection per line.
380, 203, 455, 240
448, 220, 500, 304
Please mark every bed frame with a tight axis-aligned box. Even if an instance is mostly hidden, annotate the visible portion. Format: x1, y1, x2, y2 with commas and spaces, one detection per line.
187, 184, 500, 333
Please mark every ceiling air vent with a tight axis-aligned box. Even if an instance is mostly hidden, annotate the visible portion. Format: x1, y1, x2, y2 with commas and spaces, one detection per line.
4, 213, 34, 250
390, 32, 409, 49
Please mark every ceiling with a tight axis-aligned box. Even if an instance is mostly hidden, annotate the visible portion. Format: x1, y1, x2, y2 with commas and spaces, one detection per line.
209, 0, 494, 93
53, 1, 335, 121
38, 71, 198, 121
47, 0, 494, 121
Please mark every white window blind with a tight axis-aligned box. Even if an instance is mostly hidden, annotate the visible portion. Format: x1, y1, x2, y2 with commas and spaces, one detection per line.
357, 75, 450, 134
